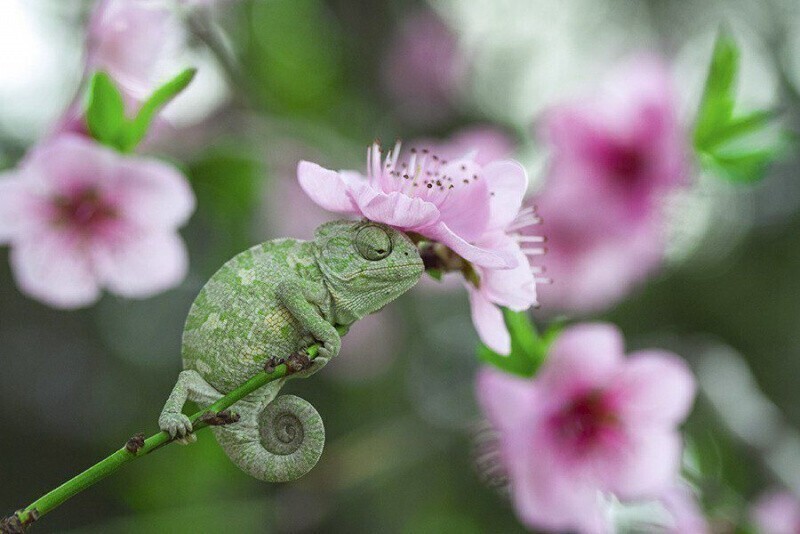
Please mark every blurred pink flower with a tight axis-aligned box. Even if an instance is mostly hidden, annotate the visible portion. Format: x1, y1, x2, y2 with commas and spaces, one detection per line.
531, 186, 664, 313
298, 142, 521, 269
477, 323, 696, 533
382, 9, 465, 125
750, 490, 800, 534
542, 56, 688, 223
0, 135, 194, 309
533, 55, 687, 314
86, 0, 181, 100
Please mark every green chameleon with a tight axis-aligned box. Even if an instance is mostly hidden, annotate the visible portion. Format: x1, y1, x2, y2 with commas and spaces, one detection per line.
158, 220, 423, 482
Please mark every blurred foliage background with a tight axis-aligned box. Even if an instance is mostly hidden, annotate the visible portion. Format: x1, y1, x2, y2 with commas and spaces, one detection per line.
2, 0, 800, 532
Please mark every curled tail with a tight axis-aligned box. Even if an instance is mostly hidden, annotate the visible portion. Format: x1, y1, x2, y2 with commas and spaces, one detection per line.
213, 394, 325, 482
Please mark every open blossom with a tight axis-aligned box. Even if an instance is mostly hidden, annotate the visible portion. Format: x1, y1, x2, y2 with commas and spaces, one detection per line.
750, 490, 800, 534
477, 323, 696, 533
543, 55, 688, 222
0, 135, 194, 309
298, 142, 542, 353
298, 142, 523, 269
86, 0, 181, 100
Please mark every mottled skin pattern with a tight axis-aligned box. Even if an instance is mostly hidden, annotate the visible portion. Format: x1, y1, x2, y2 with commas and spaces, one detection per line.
159, 220, 423, 482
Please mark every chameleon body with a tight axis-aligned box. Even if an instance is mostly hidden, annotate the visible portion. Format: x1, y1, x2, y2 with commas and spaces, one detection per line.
158, 220, 423, 482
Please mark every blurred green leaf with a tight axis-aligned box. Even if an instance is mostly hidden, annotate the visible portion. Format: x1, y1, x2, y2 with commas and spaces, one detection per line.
477, 309, 559, 377
123, 68, 197, 151
693, 31, 787, 184
85, 69, 196, 153
86, 72, 126, 147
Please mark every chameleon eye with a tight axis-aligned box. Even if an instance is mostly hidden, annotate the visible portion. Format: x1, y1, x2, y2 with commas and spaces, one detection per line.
355, 225, 392, 261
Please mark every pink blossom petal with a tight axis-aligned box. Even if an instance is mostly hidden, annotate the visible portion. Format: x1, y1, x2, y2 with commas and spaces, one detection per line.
611, 351, 697, 426
434, 159, 491, 241
25, 135, 116, 194
0, 176, 26, 243
607, 429, 682, 499
355, 189, 441, 229
297, 161, 361, 214
508, 428, 612, 533
476, 367, 536, 429
10, 232, 100, 309
750, 491, 800, 534
482, 160, 529, 231
478, 232, 537, 310
468, 286, 510, 354
95, 232, 188, 298
116, 158, 195, 230
424, 222, 515, 269
539, 323, 624, 396
87, 0, 180, 99
660, 483, 710, 534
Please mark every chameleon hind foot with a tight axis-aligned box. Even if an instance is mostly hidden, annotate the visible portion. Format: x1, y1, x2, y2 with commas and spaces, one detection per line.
263, 356, 285, 374
286, 352, 312, 373
199, 409, 241, 426
125, 433, 145, 454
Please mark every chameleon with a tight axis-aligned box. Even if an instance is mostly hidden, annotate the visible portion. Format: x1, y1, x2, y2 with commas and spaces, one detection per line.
158, 219, 424, 482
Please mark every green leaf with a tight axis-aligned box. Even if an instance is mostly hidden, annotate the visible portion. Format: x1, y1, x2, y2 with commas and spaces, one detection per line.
426, 269, 443, 282
694, 32, 739, 149
477, 309, 559, 378
85, 72, 127, 147
693, 31, 787, 184
122, 68, 197, 151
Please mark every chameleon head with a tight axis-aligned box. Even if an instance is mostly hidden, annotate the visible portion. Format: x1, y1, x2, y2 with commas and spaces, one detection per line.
314, 219, 424, 324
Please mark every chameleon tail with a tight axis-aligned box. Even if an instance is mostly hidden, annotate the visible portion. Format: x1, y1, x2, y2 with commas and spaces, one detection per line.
212, 394, 325, 482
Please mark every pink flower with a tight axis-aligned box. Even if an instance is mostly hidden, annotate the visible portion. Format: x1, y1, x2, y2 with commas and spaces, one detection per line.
0, 135, 194, 309
530, 186, 664, 313
298, 142, 523, 269
381, 9, 465, 125
477, 323, 696, 533
750, 490, 800, 534
542, 55, 688, 223
86, 0, 181, 100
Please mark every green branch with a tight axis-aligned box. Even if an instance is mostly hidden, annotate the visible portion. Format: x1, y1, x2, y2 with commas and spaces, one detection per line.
1, 329, 344, 532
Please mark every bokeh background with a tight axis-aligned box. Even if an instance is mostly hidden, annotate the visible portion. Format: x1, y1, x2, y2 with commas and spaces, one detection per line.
2, 0, 800, 532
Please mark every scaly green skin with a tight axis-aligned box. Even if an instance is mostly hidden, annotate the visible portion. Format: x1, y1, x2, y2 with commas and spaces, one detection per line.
158, 220, 423, 482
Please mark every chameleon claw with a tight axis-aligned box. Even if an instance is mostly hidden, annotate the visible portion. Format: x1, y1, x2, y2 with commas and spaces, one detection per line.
199, 409, 241, 426
286, 352, 312, 373
125, 433, 146, 454
263, 356, 285, 374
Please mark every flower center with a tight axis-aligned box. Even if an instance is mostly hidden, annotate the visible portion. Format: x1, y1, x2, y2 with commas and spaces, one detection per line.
54, 188, 117, 233
604, 142, 647, 187
550, 390, 619, 456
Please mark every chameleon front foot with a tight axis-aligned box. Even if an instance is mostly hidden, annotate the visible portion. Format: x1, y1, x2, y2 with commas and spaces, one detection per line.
199, 409, 241, 426
159, 412, 193, 439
